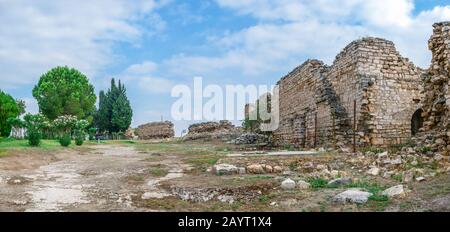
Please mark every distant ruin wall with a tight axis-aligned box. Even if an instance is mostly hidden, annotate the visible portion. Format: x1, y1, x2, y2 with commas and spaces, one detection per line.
137, 121, 175, 140
272, 37, 422, 148
184, 120, 241, 141
187, 120, 234, 134
420, 22, 450, 155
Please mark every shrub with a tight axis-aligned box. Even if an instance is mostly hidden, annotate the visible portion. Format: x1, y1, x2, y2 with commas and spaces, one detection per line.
59, 134, 72, 147
88, 128, 97, 140
75, 130, 84, 146
28, 130, 42, 147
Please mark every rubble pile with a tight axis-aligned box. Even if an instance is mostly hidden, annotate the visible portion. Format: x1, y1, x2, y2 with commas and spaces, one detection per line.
233, 133, 270, 145
136, 121, 175, 140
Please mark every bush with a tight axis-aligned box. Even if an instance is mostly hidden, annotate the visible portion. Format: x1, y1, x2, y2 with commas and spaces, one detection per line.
59, 134, 72, 147
75, 130, 84, 146
28, 130, 42, 147
88, 128, 97, 141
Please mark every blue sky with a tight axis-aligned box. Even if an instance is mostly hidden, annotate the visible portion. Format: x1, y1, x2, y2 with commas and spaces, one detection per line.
1, 0, 449, 135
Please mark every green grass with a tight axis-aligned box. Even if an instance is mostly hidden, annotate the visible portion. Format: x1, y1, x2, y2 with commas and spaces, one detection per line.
146, 166, 169, 177
0, 138, 65, 150
360, 146, 385, 154
307, 178, 329, 189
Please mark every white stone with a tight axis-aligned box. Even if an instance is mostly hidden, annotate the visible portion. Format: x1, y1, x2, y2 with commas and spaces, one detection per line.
212, 164, 238, 175
330, 170, 340, 178
416, 176, 426, 182
332, 189, 373, 204
328, 177, 352, 186
238, 167, 246, 175
218, 195, 235, 204
366, 167, 380, 176
297, 180, 311, 189
281, 178, 296, 190
316, 164, 327, 170
382, 185, 406, 198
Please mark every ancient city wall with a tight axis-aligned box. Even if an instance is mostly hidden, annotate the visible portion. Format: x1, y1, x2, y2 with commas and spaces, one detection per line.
420, 22, 450, 155
137, 121, 175, 140
272, 37, 422, 149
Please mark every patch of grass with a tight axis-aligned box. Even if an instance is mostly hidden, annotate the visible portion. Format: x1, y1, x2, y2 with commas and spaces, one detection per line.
259, 193, 277, 203
418, 146, 432, 154
284, 144, 295, 151
368, 195, 389, 202
392, 173, 403, 182
0, 138, 65, 150
146, 166, 169, 177
0, 149, 7, 157
307, 177, 329, 189
345, 181, 385, 195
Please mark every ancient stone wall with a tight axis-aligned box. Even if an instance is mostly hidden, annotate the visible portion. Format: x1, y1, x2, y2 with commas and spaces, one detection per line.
272, 37, 422, 149
183, 120, 241, 141
137, 121, 175, 140
420, 22, 450, 155
187, 120, 234, 134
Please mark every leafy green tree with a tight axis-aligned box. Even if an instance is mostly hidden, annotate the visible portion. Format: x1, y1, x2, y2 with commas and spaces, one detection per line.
0, 90, 20, 136
32, 66, 97, 122
95, 78, 132, 133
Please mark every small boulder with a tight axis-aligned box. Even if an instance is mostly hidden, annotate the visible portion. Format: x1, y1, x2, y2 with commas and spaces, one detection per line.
332, 189, 372, 204
281, 178, 296, 190
297, 180, 311, 190
273, 166, 283, 173
366, 167, 380, 176
382, 185, 406, 198
328, 177, 352, 187
316, 164, 327, 170
212, 164, 239, 175
416, 176, 426, 182
247, 164, 265, 174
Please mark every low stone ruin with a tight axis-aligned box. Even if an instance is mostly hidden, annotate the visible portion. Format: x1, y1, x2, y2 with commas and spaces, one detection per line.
183, 120, 242, 141
137, 121, 175, 140
419, 22, 450, 156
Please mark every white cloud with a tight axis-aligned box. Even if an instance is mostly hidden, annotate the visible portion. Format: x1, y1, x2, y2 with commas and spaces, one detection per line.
166, 0, 449, 77
121, 61, 174, 94
0, 0, 169, 89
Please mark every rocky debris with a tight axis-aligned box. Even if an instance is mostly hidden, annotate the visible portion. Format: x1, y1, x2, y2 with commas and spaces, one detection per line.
416, 176, 426, 182
217, 195, 235, 204
297, 180, 311, 189
137, 121, 175, 140
212, 164, 239, 175
281, 178, 296, 190
328, 177, 352, 187
172, 187, 217, 202
183, 121, 242, 141
382, 185, 406, 198
366, 167, 380, 176
234, 133, 269, 145
12, 200, 28, 205
418, 22, 450, 156
332, 189, 373, 204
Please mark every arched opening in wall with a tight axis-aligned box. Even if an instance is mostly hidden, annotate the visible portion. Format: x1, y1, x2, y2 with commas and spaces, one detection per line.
411, 109, 423, 136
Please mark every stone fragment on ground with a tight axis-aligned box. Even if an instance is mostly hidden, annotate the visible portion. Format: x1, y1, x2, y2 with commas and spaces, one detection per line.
212, 164, 239, 175
382, 185, 406, 198
297, 180, 311, 189
366, 167, 380, 176
281, 178, 296, 190
332, 189, 372, 204
328, 177, 352, 187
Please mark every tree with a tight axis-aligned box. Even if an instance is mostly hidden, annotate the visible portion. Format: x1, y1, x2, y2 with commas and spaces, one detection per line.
0, 90, 20, 136
32, 66, 97, 122
94, 78, 132, 133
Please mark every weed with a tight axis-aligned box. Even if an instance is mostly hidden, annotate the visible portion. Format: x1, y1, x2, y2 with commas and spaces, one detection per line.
418, 146, 432, 154
307, 178, 328, 189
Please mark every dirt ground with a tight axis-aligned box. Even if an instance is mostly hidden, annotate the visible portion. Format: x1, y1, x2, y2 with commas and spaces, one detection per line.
0, 141, 449, 212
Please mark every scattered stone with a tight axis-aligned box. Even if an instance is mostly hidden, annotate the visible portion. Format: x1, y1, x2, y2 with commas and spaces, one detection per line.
273, 166, 283, 173
12, 200, 28, 205
212, 164, 239, 175
416, 176, 426, 182
403, 172, 414, 183
382, 185, 406, 198
234, 133, 269, 145
247, 164, 265, 174
332, 189, 372, 204
330, 170, 340, 178
281, 178, 296, 190
263, 165, 273, 173
297, 180, 311, 189
238, 167, 246, 175
366, 167, 380, 176
217, 195, 235, 204
316, 164, 327, 170
270, 202, 278, 206
328, 177, 352, 187
434, 154, 444, 161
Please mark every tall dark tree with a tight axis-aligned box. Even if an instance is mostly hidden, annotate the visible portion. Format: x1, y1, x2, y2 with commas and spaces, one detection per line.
32, 66, 97, 122
95, 78, 132, 133
0, 90, 20, 136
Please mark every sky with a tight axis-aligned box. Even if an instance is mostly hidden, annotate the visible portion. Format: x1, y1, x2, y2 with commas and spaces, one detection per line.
1, 0, 449, 135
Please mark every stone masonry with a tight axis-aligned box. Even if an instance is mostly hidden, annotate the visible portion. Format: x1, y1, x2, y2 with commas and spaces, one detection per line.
420, 22, 450, 156
271, 37, 423, 149
137, 121, 175, 140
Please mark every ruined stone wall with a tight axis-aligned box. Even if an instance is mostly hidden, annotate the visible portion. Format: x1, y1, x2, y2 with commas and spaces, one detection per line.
329, 38, 422, 146
187, 120, 234, 134
184, 120, 240, 141
272, 37, 422, 149
420, 22, 450, 155
137, 121, 175, 140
